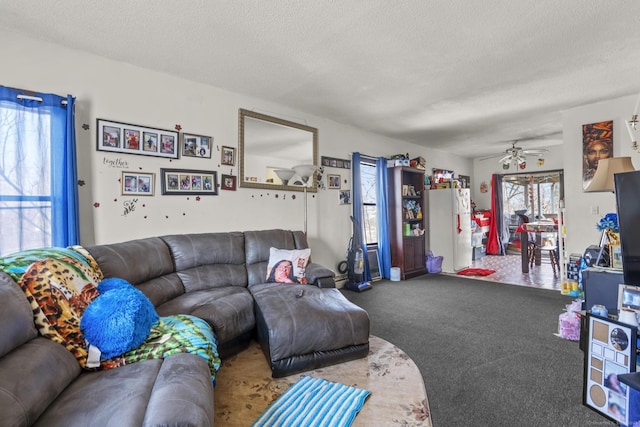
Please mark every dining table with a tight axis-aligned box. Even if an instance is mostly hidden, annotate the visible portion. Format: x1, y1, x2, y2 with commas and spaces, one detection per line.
515, 221, 558, 273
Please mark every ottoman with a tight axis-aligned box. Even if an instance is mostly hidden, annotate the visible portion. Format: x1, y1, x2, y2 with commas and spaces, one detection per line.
249, 282, 370, 378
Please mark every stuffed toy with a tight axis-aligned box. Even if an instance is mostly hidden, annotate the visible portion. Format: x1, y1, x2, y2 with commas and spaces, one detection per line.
81, 278, 159, 360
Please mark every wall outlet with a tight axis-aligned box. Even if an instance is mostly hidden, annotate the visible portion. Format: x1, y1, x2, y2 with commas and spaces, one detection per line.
590, 206, 600, 215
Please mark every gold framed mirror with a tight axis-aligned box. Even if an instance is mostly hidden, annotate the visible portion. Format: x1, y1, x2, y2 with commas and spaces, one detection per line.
238, 109, 318, 192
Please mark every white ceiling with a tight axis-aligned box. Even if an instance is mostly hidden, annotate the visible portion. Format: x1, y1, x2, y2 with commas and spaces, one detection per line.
2, 0, 640, 158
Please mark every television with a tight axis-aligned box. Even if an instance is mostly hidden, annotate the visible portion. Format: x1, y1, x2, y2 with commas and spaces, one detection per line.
614, 170, 640, 286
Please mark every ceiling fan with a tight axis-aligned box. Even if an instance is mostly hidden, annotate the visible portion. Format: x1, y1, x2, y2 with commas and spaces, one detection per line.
480, 142, 548, 170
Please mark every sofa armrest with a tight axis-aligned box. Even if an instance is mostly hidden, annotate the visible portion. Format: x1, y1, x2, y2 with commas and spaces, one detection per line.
306, 263, 336, 288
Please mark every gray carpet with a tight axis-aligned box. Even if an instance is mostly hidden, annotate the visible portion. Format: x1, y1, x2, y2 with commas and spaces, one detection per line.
341, 275, 615, 427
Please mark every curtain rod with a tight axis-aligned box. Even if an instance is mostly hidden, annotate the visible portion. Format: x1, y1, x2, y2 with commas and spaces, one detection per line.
16, 94, 68, 105
6, 85, 68, 105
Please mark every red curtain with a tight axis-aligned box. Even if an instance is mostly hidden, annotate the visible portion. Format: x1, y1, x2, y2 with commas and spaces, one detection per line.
486, 174, 501, 255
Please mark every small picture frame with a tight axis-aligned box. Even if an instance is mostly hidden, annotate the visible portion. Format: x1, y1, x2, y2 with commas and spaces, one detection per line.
328, 174, 341, 189
182, 133, 212, 158
97, 119, 179, 159
339, 190, 351, 205
160, 168, 218, 196
610, 244, 623, 269
367, 248, 382, 282
221, 174, 237, 191
221, 146, 236, 166
121, 171, 154, 196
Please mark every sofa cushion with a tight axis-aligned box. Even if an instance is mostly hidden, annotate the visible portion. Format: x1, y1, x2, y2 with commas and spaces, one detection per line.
266, 247, 311, 284
250, 283, 370, 362
85, 237, 175, 286
0, 337, 81, 427
156, 287, 255, 344
142, 353, 214, 426
0, 272, 37, 358
33, 358, 165, 427
161, 232, 248, 291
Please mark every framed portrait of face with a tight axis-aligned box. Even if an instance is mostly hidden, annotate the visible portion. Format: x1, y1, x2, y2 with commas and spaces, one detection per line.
582, 120, 613, 190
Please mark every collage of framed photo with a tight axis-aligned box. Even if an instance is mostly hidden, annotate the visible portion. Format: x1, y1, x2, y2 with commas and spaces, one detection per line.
321, 156, 351, 169
182, 133, 212, 158
121, 171, 154, 196
583, 312, 637, 425
97, 119, 179, 159
160, 168, 218, 196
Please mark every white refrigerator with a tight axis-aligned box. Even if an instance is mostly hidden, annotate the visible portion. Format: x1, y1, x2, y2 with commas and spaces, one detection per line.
427, 188, 472, 273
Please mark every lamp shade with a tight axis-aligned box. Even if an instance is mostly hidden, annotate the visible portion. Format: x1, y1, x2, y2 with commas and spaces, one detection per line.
292, 164, 316, 184
584, 157, 636, 192
273, 168, 295, 185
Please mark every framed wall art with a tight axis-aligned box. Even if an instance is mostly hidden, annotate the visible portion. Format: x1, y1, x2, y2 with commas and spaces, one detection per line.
221, 146, 236, 166
583, 312, 636, 425
328, 174, 341, 189
97, 119, 179, 159
582, 120, 613, 190
339, 190, 351, 205
221, 174, 237, 191
321, 156, 351, 169
160, 168, 218, 195
121, 171, 154, 196
182, 133, 212, 158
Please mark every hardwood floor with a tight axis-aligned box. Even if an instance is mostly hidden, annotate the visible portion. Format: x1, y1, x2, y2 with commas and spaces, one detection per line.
463, 253, 562, 291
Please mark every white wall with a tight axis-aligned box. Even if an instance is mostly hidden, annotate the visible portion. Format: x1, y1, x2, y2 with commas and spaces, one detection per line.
562, 94, 639, 256
2, 29, 472, 272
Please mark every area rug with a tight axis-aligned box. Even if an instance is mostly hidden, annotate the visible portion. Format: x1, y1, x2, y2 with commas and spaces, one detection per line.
214, 335, 431, 426
456, 267, 496, 276
252, 375, 370, 427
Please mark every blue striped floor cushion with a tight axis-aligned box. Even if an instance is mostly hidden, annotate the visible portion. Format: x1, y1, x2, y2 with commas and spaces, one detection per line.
252, 375, 370, 427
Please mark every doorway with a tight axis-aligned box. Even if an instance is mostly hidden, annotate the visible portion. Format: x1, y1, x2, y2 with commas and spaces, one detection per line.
469, 170, 564, 289
502, 170, 564, 253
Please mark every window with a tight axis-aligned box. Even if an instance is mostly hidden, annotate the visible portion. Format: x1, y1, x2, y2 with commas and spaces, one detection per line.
360, 159, 377, 245
0, 101, 53, 255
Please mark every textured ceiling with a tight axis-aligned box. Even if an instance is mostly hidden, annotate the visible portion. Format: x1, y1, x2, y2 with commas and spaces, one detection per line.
2, 0, 640, 158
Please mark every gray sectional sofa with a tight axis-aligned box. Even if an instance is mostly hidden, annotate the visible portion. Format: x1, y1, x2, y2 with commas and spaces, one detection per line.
0, 229, 370, 427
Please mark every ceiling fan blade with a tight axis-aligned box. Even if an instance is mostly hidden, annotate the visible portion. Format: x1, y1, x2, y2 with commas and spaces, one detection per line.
478, 153, 504, 161
522, 149, 548, 155
498, 154, 512, 163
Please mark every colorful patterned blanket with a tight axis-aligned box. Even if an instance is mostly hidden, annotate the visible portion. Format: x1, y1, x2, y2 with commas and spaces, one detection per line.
100, 314, 220, 384
0, 246, 220, 383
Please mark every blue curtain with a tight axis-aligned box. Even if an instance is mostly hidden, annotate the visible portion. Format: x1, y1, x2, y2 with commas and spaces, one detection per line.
0, 87, 78, 252
375, 157, 392, 279
351, 152, 371, 281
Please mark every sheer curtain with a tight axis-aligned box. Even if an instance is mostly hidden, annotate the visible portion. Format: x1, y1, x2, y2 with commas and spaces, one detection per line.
351, 152, 371, 281
0, 87, 78, 255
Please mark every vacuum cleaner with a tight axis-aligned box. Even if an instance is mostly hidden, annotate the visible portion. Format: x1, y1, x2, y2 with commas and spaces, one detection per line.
344, 215, 372, 292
